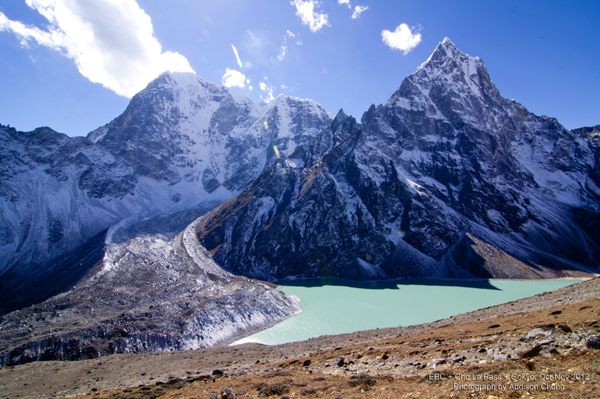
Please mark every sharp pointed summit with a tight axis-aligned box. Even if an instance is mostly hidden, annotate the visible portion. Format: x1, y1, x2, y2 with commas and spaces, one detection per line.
387, 38, 502, 130
421, 37, 478, 71
194, 38, 599, 282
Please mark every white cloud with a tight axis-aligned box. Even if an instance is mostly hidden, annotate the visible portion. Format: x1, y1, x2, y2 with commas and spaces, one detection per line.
222, 68, 246, 89
277, 45, 288, 62
259, 80, 275, 102
290, 0, 329, 33
0, 11, 56, 48
381, 23, 422, 55
274, 30, 300, 63
0, 0, 194, 98
338, 0, 351, 8
351, 5, 368, 19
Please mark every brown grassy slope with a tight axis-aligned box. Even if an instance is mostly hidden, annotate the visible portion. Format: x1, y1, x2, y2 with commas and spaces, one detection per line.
1, 278, 599, 399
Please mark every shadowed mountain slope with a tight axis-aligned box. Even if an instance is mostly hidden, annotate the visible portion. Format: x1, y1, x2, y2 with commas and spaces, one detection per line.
195, 38, 600, 281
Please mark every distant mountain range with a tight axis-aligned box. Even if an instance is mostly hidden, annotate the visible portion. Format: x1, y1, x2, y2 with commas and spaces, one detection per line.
0, 38, 598, 365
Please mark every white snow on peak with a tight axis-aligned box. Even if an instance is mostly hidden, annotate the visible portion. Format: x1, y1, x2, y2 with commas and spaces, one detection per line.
386, 37, 517, 133
416, 37, 458, 71
2, 70, 334, 283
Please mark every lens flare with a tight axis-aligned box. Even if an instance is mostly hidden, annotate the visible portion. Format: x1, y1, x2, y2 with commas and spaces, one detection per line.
263, 121, 269, 130
273, 145, 280, 158
231, 44, 243, 69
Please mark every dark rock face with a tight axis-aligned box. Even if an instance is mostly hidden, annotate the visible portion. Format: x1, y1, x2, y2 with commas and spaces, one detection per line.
196, 38, 600, 281
587, 335, 600, 350
0, 125, 138, 314
572, 125, 600, 194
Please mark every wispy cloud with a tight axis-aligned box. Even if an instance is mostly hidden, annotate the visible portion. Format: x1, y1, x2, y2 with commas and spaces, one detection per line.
0, 0, 194, 97
259, 80, 275, 102
337, 2, 368, 20
277, 45, 288, 62
351, 5, 368, 19
275, 30, 301, 62
222, 68, 246, 88
290, 0, 329, 33
381, 23, 422, 55
245, 30, 264, 51
338, 0, 351, 8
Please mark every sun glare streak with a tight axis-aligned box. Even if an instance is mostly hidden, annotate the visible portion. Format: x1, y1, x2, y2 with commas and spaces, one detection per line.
231, 43, 243, 69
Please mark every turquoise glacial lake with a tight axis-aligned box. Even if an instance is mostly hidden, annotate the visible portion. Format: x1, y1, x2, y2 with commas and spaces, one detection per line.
235, 278, 580, 346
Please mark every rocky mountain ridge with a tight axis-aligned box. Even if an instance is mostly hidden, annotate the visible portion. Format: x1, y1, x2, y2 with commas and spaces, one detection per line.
195, 38, 600, 281
0, 71, 329, 363
0, 74, 330, 314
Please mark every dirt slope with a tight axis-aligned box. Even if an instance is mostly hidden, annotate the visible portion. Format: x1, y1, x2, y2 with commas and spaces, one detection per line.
1, 278, 599, 399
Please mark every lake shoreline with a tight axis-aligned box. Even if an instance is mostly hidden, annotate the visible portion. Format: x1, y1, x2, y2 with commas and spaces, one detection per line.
276, 275, 597, 285
237, 278, 586, 346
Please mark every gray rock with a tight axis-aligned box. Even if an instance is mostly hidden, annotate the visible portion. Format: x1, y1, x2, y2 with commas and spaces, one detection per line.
211, 387, 235, 399
526, 328, 552, 339
0, 208, 300, 366
586, 335, 600, 350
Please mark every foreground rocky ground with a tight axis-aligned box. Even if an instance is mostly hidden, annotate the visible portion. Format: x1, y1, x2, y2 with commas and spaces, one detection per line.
1, 278, 599, 399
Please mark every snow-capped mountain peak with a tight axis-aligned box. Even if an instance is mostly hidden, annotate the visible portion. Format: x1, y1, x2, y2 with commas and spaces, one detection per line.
387, 37, 502, 130
0, 70, 331, 315
194, 38, 600, 282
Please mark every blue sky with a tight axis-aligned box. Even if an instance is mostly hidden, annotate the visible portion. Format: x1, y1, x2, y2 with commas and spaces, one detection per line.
0, 0, 598, 137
